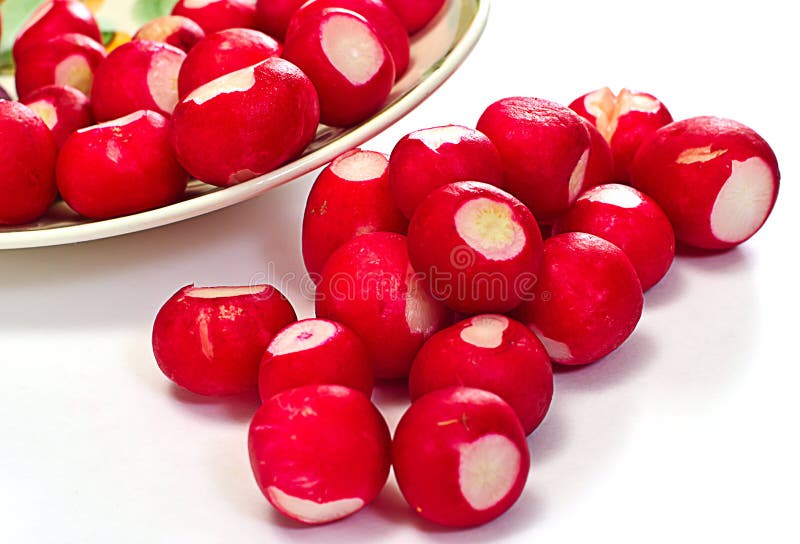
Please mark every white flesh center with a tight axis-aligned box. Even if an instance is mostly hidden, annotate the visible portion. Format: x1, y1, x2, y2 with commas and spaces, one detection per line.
187, 64, 257, 105
138, 16, 183, 40
415, 125, 467, 151
27, 100, 58, 129
584, 184, 643, 209
568, 148, 590, 203
460, 315, 509, 348
321, 14, 384, 86
331, 150, 388, 182
267, 487, 364, 524
147, 51, 183, 114
458, 434, 521, 511
185, 285, 266, 299
405, 264, 441, 335
268, 320, 336, 356
710, 156, 775, 243
182, 0, 218, 8
455, 198, 525, 261
530, 325, 572, 363
584, 87, 661, 142
79, 110, 149, 133
55, 55, 93, 95
676, 145, 729, 164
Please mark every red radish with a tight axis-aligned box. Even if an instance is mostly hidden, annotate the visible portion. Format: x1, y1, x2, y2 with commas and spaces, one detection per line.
133, 15, 206, 52
14, 33, 106, 99
170, 57, 319, 186
152, 284, 297, 396
171, 0, 258, 34
91, 40, 186, 122
477, 97, 591, 223
255, 0, 307, 40
316, 232, 453, 379
177, 27, 282, 98
581, 118, 615, 188
630, 116, 779, 250
56, 110, 189, 219
570, 87, 673, 182
249, 384, 391, 525
392, 387, 530, 528
0, 101, 57, 225
514, 232, 643, 366
259, 318, 373, 401
407, 181, 543, 315
12, 0, 101, 61
283, 8, 395, 127
381, 0, 445, 33
388, 125, 504, 219
552, 183, 675, 291
286, 0, 410, 78
302, 149, 407, 276
409, 314, 553, 435
21, 85, 94, 150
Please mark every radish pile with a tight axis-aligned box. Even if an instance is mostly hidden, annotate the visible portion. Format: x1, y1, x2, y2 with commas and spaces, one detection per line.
0, 0, 445, 226
150, 87, 780, 529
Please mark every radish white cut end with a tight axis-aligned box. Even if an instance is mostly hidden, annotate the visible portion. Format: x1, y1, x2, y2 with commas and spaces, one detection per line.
585, 88, 661, 141
267, 486, 364, 524
676, 145, 729, 165
147, 52, 183, 114
185, 285, 267, 299
460, 315, 509, 349
585, 184, 642, 209
568, 149, 590, 203
27, 100, 58, 129
105, 140, 122, 163
531, 326, 572, 363
183, 0, 216, 7
710, 156, 775, 243
321, 15, 384, 86
617, 88, 661, 115
81, 110, 148, 132
188, 65, 257, 105
268, 320, 337, 355
405, 266, 441, 335
415, 125, 467, 151
455, 198, 525, 261
331, 150, 388, 182
458, 434, 521, 511
55, 55, 93, 94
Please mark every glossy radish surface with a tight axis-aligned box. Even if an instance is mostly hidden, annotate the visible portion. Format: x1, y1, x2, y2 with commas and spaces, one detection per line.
171, 0, 258, 33
12, 0, 101, 61
21, 85, 94, 150
133, 15, 206, 52
382, 0, 446, 33
255, 0, 307, 40
580, 118, 615, 188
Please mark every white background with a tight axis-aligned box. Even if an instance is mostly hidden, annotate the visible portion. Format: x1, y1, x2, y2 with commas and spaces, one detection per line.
2, 1, 799, 542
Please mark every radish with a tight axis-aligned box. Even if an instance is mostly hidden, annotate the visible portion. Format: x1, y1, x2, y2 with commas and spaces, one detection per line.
388, 125, 504, 219
259, 318, 373, 402
409, 314, 553, 435
21, 85, 94, 150
133, 15, 206, 53
152, 284, 297, 396
477, 97, 592, 223
302, 148, 407, 276
552, 183, 675, 291
12, 0, 101, 61
255, 0, 307, 40
14, 33, 106, 99
392, 387, 530, 528
570, 87, 673, 182
0, 101, 57, 226
316, 232, 453, 379
170, 57, 320, 187
630, 116, 780, 250
407, 181, 543, 315
381, 0, 445, 34
514, 232, 643, 366
249, 384, 391, 525
171, 0, 258, 34
282, 7, 395, 127
0, 86, 9, 101
177, 28, 282, 98
286, 0, 410, 78
581, 118, 615, 188
56, 110, 189, 219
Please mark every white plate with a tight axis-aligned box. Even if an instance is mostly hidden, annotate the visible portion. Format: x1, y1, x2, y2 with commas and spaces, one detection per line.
0, 0, 489, 250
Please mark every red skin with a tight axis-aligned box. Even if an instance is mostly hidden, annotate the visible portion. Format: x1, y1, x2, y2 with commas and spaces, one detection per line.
56, 110, 189, 219
552, 184, 675, 291
570, 88, 673, 182
302, 149, 408, 276
177, 28, 282, 98
171, 0, 258, 34
0, 101, 57, 225
133, 15, 206, 53
630, 116, 780, 250
409, 314, 553, 435
287, 0, 410, 78
12, 0, 102, 61
477, 97, 591, 223
316, 232, 453, 379
407, 181, 544, 315
514, 232, 643, 366
170, 57, 320, 187
581, 118, 615, 188
388, 125, 504, 219
259, 318, 373, 401
256, 0, 307, 40
283, 8, 395, 127
249, 385, 391, 525
392, 387, 530, 528
21, 85, 94, 150
381, 0, 445, 33
152, 284, 297, 396
14, 33, 106, 100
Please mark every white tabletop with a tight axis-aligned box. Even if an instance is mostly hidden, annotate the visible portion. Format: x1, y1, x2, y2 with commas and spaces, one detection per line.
2, 1, 798, 542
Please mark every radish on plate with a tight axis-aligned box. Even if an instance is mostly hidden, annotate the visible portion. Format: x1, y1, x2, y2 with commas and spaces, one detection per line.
12, 0, 101, 61
171, 0, 258, 34
249, 384, 391, 525
21, 85, 94, 149
133, 15, 206, 52
255, 0, 307, 40
381, 0, 445, 34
